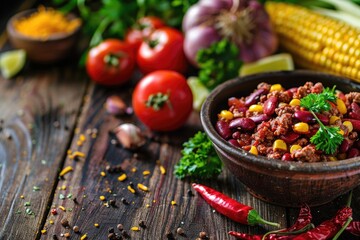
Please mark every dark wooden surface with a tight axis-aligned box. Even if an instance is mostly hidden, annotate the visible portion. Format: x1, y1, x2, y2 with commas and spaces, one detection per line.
0, 3, 359, 240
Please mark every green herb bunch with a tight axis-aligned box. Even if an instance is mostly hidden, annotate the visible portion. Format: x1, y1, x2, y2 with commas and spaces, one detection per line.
300, 86, 344, 154
174, 131, 222, 179
196, 39, 243, 90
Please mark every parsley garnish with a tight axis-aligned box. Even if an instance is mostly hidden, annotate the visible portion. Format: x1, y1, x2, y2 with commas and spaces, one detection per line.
300, 86, 343, 154
196, 39, 242, 90
174, 131, 222, 179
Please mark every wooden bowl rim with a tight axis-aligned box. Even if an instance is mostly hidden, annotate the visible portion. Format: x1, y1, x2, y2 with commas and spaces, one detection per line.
201, 70, 360, 173
6, 8, 82, 42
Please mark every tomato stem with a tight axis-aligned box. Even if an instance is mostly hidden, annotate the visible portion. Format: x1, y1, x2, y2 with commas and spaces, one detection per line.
148, 39, 159, 48
145, 92, 170, 111
104, 52, 125, 67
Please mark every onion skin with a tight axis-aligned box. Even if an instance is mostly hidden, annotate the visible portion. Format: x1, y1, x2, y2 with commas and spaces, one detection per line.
182, 0, 278, 66
183, 26, 221, 66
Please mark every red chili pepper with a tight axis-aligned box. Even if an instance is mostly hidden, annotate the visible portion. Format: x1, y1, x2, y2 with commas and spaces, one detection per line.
292, 206, 352, 240
192, 183, 280, 227
228, 204, 313, 240
346, 221, 360, 236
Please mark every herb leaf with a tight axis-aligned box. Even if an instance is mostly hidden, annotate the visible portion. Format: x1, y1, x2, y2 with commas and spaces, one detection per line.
300, 86, 336, 113
196, 39, 242, 90
174, 131, 222, 179
310, 125, 343, 155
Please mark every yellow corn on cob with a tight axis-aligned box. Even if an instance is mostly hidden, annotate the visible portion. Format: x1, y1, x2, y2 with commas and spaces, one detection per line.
266, 2, 360, 82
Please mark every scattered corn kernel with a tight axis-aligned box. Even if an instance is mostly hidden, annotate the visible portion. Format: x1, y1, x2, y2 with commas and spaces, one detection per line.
218, 110, 234, 120
50, 220, 54, 224
329, 156, 337, 161
99, 196, 106, 201
146, 204, 150, 208
289, 99, 301, 106
293, 122, 309, 134
159, 165, 166, 175
290, 144, 302, 154
94, 223, 99, 228
76, 140, 83, 146
336, 98, 347, 114
330, 116, 340, 124
59, 166, 73, 177
270, 84, 283, 92
61, 185, 66, 190
79, 134, 86, 142
171, 200, 176, 205
41, 229, 47, 234
100, 171, 106, 177
128, 185, 136, 194
59, 206, 66, 211
248, 104, 263, 112
118, 173, 127, 182
143, 170, 151, 176
131, 167, 137, 172
74, 128, 80, 134
338, 129, 345, 135
69, 151, 86, 159
137, 183, 149, 192
131, 226, 140, 231
20, 195, 24, 199
67, 149, 72, 155
273, 139, 287, 151
343, 121, 353, 132
80, 234, 87, 240
249, 146, 258, 155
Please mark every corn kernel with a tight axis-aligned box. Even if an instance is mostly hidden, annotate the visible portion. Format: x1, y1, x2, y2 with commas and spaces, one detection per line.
270, 84, 283, 92
79, 134, 86, 142
249, 146, 258, 155
289, 99, 301, 106
118, 173, 127, 182
293, 122, 309, 134
137, 183, 149, 192
131, 226, 140, 231
273, 139, 287, 151
143, 170, 151, 176
171, 200, 177, 205
329, 156, 337, 161
59, 166, 73, 177
290, 144, 302, 154
49, 220, 54, 224
99, 196, 106, 201
100, 171, 106, 177
127, 185, 136, 194
330, 116, 340, 124
336, 98, 347, 114
343, 121, 353, 132
41, 229, 47, 234
248, 104, 263, 113
80, 234, 87, 240
59, 206, 66, 211
159, 165, 166, 175
94, 223, 99, 228
338, 129, 345, 135
219, 110, 234, 120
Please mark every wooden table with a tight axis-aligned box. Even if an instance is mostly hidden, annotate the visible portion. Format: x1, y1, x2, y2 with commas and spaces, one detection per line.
0, 3, 359, 240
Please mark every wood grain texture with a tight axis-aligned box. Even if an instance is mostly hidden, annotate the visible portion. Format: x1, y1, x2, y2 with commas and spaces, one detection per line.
0, 64, 88, 240
41, 81, 287, 240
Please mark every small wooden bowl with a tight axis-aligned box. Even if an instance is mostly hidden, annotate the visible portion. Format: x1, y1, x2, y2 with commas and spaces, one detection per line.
201, 70, 360, 207
6, 9, 82, 63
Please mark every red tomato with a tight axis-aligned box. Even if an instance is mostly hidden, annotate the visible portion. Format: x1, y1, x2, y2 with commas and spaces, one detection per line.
137, 27, 188, 75
86, 39, 135, 86
132, 70, 193, 131
125, 16, 165, 52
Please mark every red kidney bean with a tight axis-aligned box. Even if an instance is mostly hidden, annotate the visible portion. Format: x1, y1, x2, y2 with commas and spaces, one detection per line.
280, 132, 300, 144
306, 128, 319, 138
351, 102, 360, 115
282, 153, 293, 161
263, 96, 278, 116
232, 131, 241, 139
315, 113, 329, 125
228, 97, 244, 108
294, 110, 313, 123
228, 139, 240, 147
245, 88, 268, 107
337, 91, 346, 102
343, 118, 360, 131
288, 87, 298, 94
229, 118, 256, 131
348, 148, 360, 158
355, 140, 360, 148
249, 114, 270, 123
340, 139, 352, 153
349, 111, 360, 120
216, 120, 232, 139
237, 106, 248, 114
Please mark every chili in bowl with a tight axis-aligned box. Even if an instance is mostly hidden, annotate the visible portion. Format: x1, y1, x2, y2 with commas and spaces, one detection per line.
200, 70, 360, 207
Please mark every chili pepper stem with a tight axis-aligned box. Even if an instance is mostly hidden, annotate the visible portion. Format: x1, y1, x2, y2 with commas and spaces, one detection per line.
248, 210, 280, 227
261, 223, 315, 240
332, 217, 353, 240
346, 190, 353, 207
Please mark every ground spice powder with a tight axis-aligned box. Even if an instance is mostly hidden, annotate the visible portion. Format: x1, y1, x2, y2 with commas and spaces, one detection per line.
14, 6, 81, 39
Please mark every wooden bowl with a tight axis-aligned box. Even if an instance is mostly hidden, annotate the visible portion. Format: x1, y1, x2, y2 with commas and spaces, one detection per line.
6, 9, 82, 63
201, 70, 360, 207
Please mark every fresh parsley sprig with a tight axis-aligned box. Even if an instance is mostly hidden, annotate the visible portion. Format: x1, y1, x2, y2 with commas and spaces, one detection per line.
300, 86, 344, 154
174, 131, 222, 179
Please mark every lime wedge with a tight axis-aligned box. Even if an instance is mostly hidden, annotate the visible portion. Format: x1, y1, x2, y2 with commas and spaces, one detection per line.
187, 77, 210, 111
0, 49, 26, 79
239, 53, 294, 77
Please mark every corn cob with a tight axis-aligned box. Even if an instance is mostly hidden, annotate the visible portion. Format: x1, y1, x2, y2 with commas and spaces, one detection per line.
266, 2, 360, 82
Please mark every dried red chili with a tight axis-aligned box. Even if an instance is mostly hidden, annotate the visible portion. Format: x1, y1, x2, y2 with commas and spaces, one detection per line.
192, 183, 280, 227
292, 206, 352, 240
228, 204, 313, 240
346, 221, 360, 236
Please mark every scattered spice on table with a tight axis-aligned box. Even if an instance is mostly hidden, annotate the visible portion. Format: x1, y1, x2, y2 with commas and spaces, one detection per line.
117, 224, 124, 231
137, 183, 149, 192
347, 221, 360, 236
59, 194, 65, 200
118, 173, 127, 182
127, 185, 136, 194
59, 206, 66, 211
176, 227, 185, 235
73, 226, 80, 233
51, 208, 57, 215
61, 218, 69, 228
192, 183, 280, 227
59, 166, 73, 177
14, 6, 81, 40
33, 186, 40, 191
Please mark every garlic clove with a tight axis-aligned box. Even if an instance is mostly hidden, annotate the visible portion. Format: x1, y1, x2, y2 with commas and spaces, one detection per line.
114, 123, 146, 150
106, 95, 127, 115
